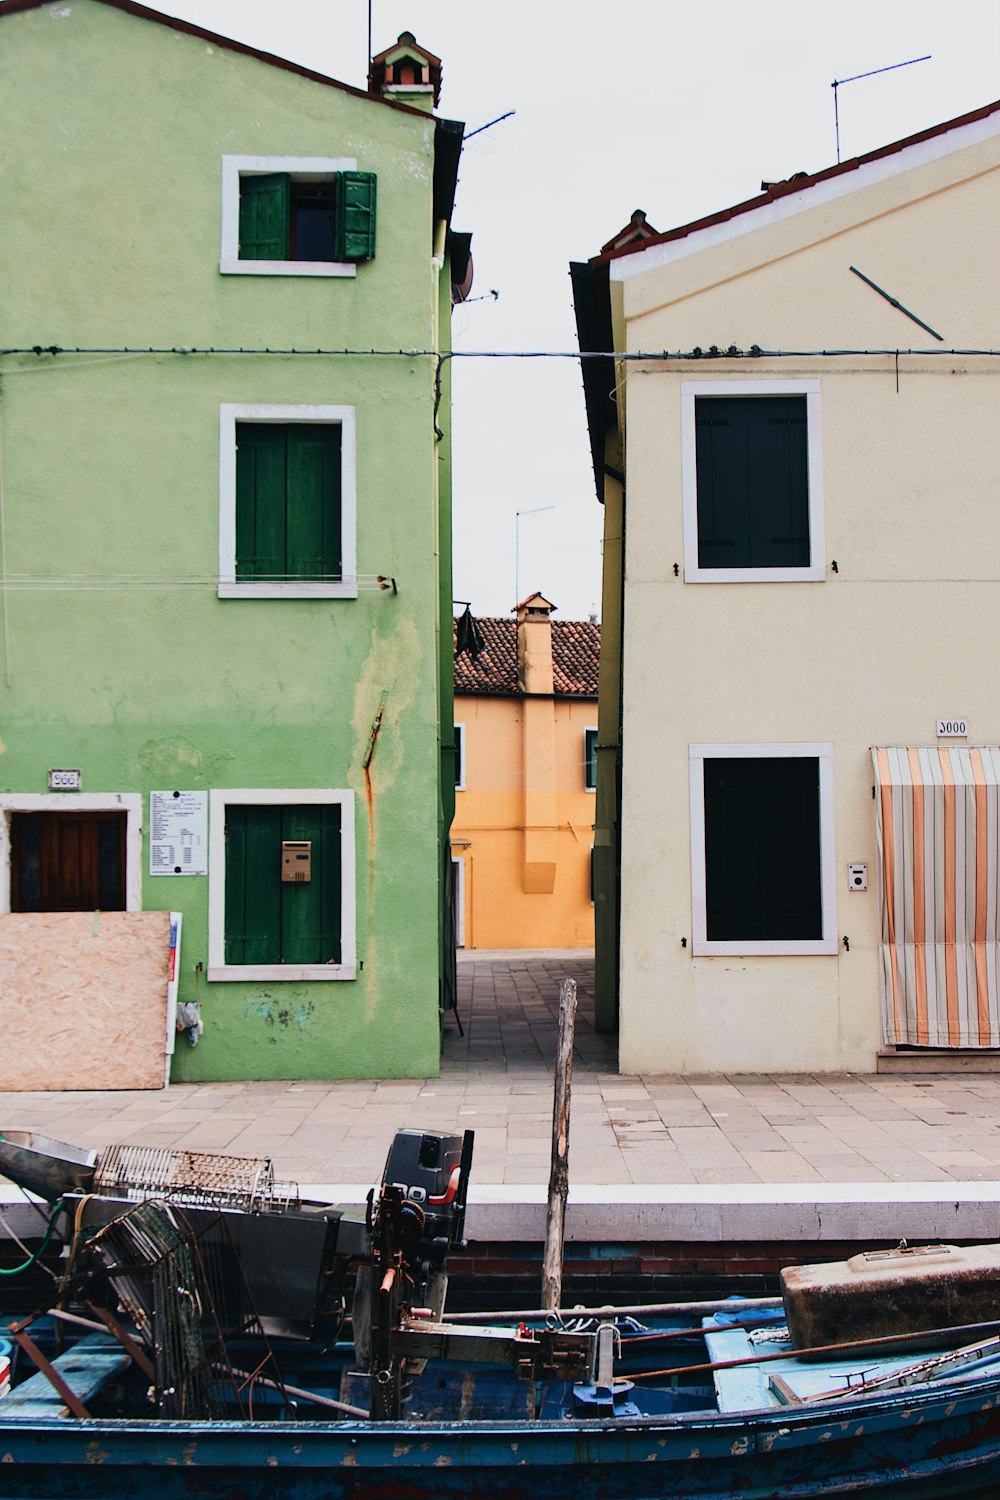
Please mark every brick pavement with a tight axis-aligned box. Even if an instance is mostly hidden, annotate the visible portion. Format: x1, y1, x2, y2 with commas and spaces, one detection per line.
3, 952, 1000, 1199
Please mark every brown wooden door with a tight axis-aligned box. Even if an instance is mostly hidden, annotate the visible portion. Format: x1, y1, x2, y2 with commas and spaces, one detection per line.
10, 811, 126, 912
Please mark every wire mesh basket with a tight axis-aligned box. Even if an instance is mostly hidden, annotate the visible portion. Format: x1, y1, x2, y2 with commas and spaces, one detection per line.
93, 1144, 297, 1212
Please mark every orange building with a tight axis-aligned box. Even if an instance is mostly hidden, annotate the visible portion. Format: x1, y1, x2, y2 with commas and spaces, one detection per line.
452, 595, 600, 949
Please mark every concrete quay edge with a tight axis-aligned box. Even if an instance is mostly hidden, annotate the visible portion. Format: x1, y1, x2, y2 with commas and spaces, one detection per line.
4, 1182, 1000, 1246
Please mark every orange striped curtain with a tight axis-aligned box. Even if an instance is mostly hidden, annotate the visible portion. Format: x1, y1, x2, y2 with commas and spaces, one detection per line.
874, 747, 1000, 1048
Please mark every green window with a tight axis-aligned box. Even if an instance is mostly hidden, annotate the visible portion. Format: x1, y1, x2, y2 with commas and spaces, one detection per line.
584, 728, 598, 790
238, 171, 376, 262
695, 395, 809, 569
224, 804, 342, 966
235, 423, 342, 581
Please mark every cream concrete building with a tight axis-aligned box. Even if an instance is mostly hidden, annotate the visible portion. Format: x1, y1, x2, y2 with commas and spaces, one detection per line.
572, 99, 1000, 1074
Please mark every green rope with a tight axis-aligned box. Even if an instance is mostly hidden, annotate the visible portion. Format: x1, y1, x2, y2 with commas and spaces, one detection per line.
0, 1197, 64, 1276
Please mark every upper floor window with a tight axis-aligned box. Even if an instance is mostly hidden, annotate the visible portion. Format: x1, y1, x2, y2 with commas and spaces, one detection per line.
218, 404, 357, 599
584, 727, 598, 790
220, 156, 376, 277
681, 380, 825, 583
454, 723, 466, 791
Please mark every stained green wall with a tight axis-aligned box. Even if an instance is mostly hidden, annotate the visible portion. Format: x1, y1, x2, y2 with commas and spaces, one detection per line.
0, 1, 453, 1078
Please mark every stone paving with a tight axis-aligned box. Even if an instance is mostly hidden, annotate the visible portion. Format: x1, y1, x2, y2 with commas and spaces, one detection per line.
3, 952, 1000, 1190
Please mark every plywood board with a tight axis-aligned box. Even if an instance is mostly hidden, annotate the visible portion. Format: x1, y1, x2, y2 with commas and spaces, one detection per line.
0, 911, 172, 1090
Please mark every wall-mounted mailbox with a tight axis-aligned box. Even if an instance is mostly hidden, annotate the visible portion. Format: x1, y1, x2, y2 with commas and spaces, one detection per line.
281, 840, 312, 883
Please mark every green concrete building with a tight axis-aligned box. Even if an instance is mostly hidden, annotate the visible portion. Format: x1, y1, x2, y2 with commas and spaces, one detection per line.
0, 1, 469, 1080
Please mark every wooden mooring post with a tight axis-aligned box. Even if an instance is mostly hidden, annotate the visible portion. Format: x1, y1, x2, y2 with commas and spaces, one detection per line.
541, 976, 577, 1311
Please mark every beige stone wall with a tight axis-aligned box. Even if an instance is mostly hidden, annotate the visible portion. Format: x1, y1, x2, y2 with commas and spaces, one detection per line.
0, 911, 172, 1090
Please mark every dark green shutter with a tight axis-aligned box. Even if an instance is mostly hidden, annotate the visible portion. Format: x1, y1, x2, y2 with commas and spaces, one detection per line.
238, 173, 290, 260
335, 171, 377, 261
703, 757, 822, 942
285, 425, 342, 579
695, 396, 809, 569
236, 424, 341, 581
236, 424, 287, 580
225, 806, 283, 963
225, 804, 342, 965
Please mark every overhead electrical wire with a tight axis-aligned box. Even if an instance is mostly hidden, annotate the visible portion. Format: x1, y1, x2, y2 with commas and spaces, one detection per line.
1, 345, 999, 362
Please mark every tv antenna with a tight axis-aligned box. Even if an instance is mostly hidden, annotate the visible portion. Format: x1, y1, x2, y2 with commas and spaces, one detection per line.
832, 54, 931, 163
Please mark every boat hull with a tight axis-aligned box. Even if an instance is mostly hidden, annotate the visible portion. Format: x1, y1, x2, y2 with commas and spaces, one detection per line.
3, 1375, 1000, 1500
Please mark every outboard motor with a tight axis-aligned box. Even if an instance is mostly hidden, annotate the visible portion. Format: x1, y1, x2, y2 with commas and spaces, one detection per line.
379, 1128, 472, 1258
361, 1128, 474, 1420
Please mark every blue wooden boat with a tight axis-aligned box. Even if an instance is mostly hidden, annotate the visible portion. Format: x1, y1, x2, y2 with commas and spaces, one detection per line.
4, 1129, 1000, 1497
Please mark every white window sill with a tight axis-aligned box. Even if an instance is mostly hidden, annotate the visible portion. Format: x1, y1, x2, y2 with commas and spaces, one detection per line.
685, 565, 826, 584
692, 939, 839, 957
217, 581, 358, 600
208, 964, 357, 982
219, 258, 356, 278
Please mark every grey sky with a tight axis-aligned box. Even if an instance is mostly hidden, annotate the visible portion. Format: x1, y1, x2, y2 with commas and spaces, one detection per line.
160, 1, 1000, 622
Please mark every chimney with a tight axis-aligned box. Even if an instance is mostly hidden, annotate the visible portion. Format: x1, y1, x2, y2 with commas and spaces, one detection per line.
516, 593, 555, 696
369, 32, 442, 112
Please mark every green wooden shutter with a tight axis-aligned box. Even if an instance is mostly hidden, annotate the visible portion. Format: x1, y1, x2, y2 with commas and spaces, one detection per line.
334, 171, 377, 261
279, 805, 342, 964
238, 173, 290, 260
695, 396, 809, 569
235, 424, 287, 580
227, 804, 342, 966
285, 425, 342, 579
225, 806, 283, 964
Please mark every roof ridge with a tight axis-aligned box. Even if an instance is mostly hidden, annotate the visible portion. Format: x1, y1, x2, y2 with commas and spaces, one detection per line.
594, 95, 1000, 266
0, 0, 433, 117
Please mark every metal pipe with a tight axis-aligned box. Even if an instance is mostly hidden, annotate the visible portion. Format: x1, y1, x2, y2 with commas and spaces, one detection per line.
443, 1295, 783, 1324
632, 1316, 1000, 1384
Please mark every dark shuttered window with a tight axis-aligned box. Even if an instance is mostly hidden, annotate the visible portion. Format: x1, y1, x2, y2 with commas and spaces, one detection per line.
224, 804, 342, 966
238, 172, 376, 262
585, 728, 598, 790
695, 395, 809, 569
703, 756, 822, 942
235, 423, 342, 581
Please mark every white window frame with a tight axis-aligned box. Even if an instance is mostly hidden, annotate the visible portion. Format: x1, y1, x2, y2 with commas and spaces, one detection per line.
218, 403, 357, 599
681, 379, 825, 583
220, 155, 358, 277
689, 742, 837, 956
451, 855, 465, 948
454, 723, 466, 792
0, 793, 143, 913
584, 725, 598, 791
208, 788, 356, 982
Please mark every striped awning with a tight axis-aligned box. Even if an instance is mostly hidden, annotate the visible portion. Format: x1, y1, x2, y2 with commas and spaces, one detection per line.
874, 747, 1000, 1049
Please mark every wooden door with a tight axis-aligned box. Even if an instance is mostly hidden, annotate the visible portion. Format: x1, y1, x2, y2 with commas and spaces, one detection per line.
10, 811, 126, 912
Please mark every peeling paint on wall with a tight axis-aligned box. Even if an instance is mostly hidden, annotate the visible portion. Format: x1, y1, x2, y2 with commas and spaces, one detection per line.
243, 996, 315, 1033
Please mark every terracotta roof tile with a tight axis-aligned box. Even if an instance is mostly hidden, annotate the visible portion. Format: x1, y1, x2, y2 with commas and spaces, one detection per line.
454, 616, 599, 697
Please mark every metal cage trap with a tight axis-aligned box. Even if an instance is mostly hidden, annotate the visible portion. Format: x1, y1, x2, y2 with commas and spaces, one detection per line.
93, 1144, 299, 1212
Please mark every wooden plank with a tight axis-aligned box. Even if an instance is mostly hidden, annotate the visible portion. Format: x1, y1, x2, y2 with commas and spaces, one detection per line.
0, 911, 172, 1090
3, 1334, 129, 1419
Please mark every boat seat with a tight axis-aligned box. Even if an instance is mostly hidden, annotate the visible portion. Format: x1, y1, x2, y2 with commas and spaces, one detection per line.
702, 1321, 771, 1413
1, 1333, 132, 1419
